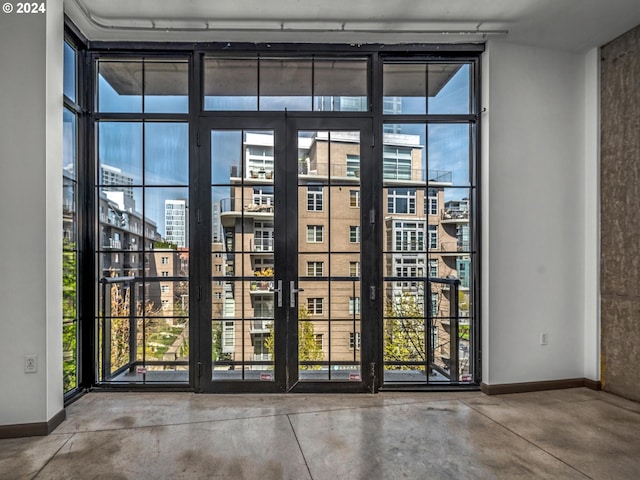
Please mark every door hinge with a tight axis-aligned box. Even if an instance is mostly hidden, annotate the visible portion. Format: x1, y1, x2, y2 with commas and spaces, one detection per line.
369, 209, 376, 224
198, 362, 203, 378
197, 209, 202, 224
197, 286, 202, 301
197, 131, 201, 147
370, 285, 376, 301
371, 134, 375, 148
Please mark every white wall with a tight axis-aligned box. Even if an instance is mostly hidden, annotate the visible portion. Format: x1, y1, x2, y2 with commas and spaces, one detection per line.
482, 40, 598, 385
0, 0, 63, 425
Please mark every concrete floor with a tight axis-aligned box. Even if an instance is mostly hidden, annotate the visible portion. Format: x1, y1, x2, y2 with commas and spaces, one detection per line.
2, 388, 640, 479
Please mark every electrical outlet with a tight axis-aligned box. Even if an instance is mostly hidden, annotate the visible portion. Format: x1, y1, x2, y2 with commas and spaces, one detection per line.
24, 354, 37, 373
540, 333, 548, 346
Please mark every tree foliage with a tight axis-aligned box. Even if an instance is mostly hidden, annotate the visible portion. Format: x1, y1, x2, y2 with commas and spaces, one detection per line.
265, 305, 323, 368
384, 293, 427, 369
62, 240, 77, 392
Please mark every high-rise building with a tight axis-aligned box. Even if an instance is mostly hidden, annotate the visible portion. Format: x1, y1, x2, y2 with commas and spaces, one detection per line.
165, 199, 187, 248
100, 164, 135, 201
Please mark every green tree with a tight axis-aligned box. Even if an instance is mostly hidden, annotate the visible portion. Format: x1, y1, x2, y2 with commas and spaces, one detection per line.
384, 293, 426, 369
265, 305, 323, 368
212, 322, 231, 362
62, 240, 77, 392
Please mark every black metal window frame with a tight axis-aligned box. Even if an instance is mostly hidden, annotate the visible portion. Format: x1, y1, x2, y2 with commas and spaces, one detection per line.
63, 21, 90, 404
70, 32, 483, 392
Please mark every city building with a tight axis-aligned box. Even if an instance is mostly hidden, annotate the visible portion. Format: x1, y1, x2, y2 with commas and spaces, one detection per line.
164, 199, 187, 248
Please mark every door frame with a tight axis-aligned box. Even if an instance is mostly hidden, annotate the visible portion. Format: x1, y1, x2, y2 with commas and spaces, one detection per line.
195, 115, 375, 393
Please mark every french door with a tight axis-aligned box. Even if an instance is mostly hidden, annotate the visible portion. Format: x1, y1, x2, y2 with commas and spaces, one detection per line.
196, 116, 374, 392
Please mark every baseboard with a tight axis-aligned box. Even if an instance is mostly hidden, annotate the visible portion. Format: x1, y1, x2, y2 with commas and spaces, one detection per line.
0, 408, 66, 439
481, 378, 601, 395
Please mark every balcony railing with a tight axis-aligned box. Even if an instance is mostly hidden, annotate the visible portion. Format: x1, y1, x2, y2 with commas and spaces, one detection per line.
440, 241, 470, 252
219, 198, 274, 215
250, 280, 274, 293
383, 276, 470, 383
253, 353, 272, 361
98, 276, 189, 383
441, 209, 469, 221
250, 319, 273, 332
250, 238, 274, 252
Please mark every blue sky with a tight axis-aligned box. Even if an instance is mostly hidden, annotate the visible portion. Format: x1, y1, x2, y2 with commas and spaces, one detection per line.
99, 63, 472, 237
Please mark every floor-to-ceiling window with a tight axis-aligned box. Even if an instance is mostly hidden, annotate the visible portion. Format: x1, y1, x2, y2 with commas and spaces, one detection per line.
63, 38, 81, 395
83, 44, 480, 391
94, 57, 191, 384
381, 62, 477, 384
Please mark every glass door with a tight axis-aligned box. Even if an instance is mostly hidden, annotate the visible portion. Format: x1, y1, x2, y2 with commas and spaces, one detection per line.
198, 117, 373, 392
286, 118, 374, 392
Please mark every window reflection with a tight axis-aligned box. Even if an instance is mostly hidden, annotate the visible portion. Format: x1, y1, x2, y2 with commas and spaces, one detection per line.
98, 59, 189, 113
63, 42, 76, 102
204, 57, 369, 112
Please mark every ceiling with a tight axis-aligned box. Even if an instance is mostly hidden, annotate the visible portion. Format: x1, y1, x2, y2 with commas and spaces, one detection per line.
65, 0, 640, 52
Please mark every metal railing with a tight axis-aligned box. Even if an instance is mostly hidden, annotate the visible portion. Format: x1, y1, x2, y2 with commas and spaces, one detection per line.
99, 276, 189, 382
383, 276, 468, 383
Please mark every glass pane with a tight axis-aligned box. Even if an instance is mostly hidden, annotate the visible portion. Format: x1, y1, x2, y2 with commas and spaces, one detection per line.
63, 319, 77, 391
298, 131, 327, 180
211, 130, 242, 184
144, 60, 189, 113
63, 251, 77, 319
98, 60, 143, 113
298, 253, 329, 278
382, 124, 426, 184
329, 253, 360, 278
144, 123, 189, 185
211, 279, 243, 319
147, 278, 189, 317
298, 319, 328, 380
330, 186, 360, 252
63, 42, 76, 102
98, 122, 143, 186
314, 59, 368, 112
136, 317, 190, 366
244, 131, 275, 180
212, 320, 240, 379
63, 108, 76, 179
259, 58, 312, 111
383, 280, 428, 382
204, 58, 258, 111
439, 188, 470, 254
383, 63, 427, 115
108, 317, 131, 375
428, 124, 470, 186
329, 131, 361, 181
63, 183, 76, 243
329, 320, 361, 376
144, 187, 189, 248
98, 251, 144, 280
428, 64, 470, 114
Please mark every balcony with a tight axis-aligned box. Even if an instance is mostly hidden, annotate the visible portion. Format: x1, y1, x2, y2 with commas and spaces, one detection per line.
250, 319, 273, 333
250, 238, 274, 253
103, 238, 122, 249
439, 242, 470, 256
229, 165, 274, 182
253, 353, 272, 362
441, 209, 469, 223
250, 280, 274, 294
219, 198, 274, 222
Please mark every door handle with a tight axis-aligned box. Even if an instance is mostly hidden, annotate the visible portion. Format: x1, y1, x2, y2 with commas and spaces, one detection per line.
271, 280, 283, 307
290, 281, 304, 308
